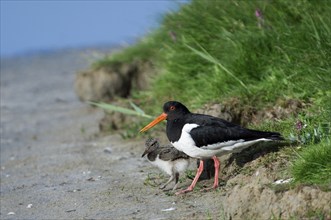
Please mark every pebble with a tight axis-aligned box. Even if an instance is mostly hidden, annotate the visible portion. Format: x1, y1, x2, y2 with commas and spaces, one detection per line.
103, 147, 112, 154
274, 178, 293, 185
82, 171, 91, 175
161, 207, 176, 212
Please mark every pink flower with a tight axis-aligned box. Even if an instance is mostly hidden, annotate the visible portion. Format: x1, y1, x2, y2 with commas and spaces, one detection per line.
296, 120, 303, 131
255, 9, 263, 18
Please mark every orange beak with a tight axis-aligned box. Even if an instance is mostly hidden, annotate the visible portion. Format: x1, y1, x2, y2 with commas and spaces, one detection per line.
140, 112, 167, 133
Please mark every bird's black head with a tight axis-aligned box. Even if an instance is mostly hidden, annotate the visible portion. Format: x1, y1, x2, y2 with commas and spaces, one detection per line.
140, 101, 191, 133
163, 101, 190, 121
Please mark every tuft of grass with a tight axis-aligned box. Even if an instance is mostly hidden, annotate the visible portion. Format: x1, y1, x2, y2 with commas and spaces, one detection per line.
291, 141, 331, 185
92, 34, 162, 69
143, 173, 164, 187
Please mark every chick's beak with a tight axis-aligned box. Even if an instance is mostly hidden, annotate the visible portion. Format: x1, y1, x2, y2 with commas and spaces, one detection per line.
141, 150, 148, 157
140, 113, 167, 133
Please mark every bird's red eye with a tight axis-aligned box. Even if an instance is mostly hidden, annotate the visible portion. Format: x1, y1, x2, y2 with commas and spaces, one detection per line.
170, 106, 176, 111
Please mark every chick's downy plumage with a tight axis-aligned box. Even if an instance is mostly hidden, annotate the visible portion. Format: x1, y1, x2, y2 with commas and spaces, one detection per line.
142, 138, 190, 190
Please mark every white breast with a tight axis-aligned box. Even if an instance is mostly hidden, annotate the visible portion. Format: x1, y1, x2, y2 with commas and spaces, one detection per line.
171, 123, 208, 158
149, 155, 189, 175
173, 159, 190, 173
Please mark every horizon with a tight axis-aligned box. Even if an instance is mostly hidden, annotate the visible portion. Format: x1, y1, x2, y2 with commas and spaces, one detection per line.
0, 1, 186, 58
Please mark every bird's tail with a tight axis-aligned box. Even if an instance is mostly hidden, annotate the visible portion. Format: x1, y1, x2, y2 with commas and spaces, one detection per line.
248, 129, 284, 141
267, 132, 284, 141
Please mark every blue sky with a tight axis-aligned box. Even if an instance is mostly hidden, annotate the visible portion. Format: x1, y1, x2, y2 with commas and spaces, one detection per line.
1, 1, 184, 57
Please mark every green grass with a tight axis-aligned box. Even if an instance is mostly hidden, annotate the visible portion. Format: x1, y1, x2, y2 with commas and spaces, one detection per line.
146, 0, 331, 108
292, 141, 331, 185
92, 0, 331, 186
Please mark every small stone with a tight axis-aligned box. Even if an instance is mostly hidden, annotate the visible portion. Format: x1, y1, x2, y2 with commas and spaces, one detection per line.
273, 178, 293, 185
103, 147, 112, 154
161, 207, 176, 212
87, 177, 95, 181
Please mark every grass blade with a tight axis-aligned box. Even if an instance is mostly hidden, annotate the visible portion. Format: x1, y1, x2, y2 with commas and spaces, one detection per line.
129, 101, 145, 115
184, 41, 251, 94
89, 101, 154, 119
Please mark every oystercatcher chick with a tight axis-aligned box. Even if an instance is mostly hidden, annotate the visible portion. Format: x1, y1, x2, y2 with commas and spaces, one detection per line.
142, 138, 190, 191
140, 101, 284, 195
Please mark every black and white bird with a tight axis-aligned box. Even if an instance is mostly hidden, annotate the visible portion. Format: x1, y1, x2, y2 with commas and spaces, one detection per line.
140, 101, 284, 195
142, 138, 190, 190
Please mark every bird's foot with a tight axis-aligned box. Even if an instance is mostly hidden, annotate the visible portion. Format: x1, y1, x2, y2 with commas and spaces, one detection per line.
200, 184, 218, 192
175, 186, 193, 195
171, 183, 179, 191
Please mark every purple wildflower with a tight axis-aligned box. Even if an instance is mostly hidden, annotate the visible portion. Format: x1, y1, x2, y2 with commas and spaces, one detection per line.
296, 120, 303, 131
255, 8, 265, 28
255, 9, 263, 18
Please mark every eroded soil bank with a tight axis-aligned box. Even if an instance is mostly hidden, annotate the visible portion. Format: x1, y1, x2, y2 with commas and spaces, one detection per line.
1, 50, 330, 220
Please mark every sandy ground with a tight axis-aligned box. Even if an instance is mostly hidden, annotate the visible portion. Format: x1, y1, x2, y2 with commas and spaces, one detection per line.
0, 50, 226, 220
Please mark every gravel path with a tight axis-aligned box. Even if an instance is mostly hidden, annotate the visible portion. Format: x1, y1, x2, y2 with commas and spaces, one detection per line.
0, 50, 223, 220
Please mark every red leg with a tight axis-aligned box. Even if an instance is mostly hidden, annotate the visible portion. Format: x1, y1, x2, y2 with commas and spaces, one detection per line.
212, 156, 220, 189
175, 160, 204, 195
201, 156, 220, 191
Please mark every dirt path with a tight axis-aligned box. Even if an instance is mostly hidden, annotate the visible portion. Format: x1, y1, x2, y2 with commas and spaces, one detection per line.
0, 50, 226, 220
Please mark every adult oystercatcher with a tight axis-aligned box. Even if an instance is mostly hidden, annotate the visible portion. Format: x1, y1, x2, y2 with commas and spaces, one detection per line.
140, 101, 284, 195
142, 138, 190, 190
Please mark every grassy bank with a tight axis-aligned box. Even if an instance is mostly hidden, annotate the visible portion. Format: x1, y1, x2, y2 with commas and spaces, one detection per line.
95, 1, 331, 186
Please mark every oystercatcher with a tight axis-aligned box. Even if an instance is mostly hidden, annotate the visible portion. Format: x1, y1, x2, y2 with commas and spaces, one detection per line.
142, 137, 190, 190
140, 101, 284, 194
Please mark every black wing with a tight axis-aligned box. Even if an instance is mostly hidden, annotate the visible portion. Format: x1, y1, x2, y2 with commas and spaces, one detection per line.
188, 114, 283, 147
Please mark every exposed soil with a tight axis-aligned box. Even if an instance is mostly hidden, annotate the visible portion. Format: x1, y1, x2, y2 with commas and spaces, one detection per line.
1, 49, 330, 220
74, 60, 155, 102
